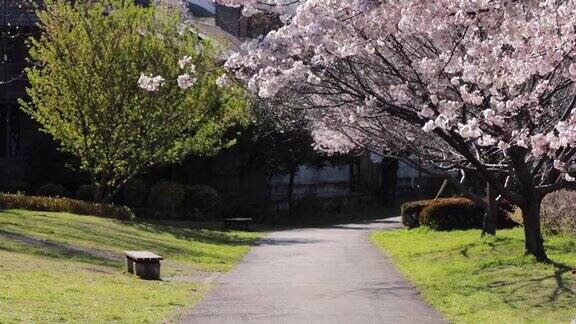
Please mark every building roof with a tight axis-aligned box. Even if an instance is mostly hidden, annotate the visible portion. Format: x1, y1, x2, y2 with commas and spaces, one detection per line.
189, 16, 242, 53
1, 1, 241, 49
187, 0, 215, 17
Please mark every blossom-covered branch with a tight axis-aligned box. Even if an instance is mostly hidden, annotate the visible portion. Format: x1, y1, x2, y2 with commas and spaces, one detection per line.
222, 0, 576, 260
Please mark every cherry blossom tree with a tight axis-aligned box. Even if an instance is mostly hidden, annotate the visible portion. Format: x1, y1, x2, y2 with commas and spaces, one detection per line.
218, 0, 576, 261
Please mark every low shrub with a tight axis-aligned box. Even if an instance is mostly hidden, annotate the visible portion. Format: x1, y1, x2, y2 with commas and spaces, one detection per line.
400, 200, 433, 228
75, 184, 99, 202
404, 197, 518, 231
541, 190, 576, 235
419, 198, 484, 231
184, 185, 221, 217
0, 194, 134, 220
123, 179, 149, 208
8, 182, 31, 195
36, 183, 68, 198
146, 181, 185, 218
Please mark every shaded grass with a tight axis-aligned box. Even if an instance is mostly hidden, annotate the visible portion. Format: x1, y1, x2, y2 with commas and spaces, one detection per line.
0, 209, 262, 272
372, 227, 576, 323
0, 209, 262, 323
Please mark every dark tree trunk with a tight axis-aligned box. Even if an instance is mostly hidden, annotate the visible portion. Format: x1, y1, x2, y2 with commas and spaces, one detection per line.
520, 199, 548, 261
508, 147, 548, 261
482, 182, 497, 236
287, 166, 296, 217
101, 178, 131, 205
93, 172, 110, 203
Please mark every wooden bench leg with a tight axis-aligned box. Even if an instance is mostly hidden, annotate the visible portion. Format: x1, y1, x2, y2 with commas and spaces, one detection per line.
126, 257, 135, 274
134, 261, 161, 280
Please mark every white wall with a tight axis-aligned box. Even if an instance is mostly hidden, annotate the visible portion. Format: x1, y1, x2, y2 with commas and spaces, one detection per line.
269, 165, 351, 200
270, 165, 349, 185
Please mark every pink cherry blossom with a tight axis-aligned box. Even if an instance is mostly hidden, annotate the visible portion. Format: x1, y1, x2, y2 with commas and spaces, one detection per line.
216, 74, 230, 87
220, 1, 576, 254
177, 73, 196, 89
178, 55, 196, 72
138, 73, 165, 92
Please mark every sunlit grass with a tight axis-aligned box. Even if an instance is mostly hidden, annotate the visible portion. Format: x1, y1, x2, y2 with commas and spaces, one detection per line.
372, 227, 576, 323
0, 209, 262, 323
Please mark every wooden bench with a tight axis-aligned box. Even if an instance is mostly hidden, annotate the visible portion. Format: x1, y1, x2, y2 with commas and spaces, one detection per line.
223, 218, 253, 230
123, 251, 163, 280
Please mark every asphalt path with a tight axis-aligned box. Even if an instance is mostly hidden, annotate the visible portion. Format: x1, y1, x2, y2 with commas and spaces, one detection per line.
181, 217, 445, 324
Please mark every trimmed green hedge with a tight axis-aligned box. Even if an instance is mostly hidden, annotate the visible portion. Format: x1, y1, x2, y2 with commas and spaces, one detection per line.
419, 198, 483, 230
147, 181, 185, 212
400, 200, 432, 228
402, 197, 519, 231
123, 179, 149, 208
0, 194, 134, 220
139, 182, 222, 221
184, 185, 221, 216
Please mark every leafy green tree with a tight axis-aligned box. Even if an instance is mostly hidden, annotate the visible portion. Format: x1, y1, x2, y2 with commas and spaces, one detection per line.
21, 0, 246, 202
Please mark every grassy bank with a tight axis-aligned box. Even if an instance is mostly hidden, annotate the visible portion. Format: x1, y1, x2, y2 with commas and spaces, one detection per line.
372, 227, 576, 323
0, 209, 262, 323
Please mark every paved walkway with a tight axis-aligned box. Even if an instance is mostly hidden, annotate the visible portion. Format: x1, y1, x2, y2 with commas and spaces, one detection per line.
181, 217, 445, 324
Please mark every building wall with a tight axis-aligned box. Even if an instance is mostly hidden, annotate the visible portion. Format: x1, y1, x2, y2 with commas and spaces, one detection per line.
0, 3, 112, 191
1, 1, 39, 28
0, 27, 38, 190
214, 3, 281, 39
215, 4, 244, 37
269, 164, 351, 201
398, 162, 440, 196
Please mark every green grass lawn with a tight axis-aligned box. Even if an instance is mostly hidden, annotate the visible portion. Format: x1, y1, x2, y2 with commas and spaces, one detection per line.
0, 209, 262, 323
372, 227, 576, 323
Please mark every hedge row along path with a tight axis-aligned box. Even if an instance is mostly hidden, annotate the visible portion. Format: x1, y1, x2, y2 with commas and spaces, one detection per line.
181, 217, 445, 323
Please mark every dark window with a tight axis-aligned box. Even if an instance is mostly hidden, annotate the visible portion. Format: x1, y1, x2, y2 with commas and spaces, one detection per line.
0, 104, 21, 158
